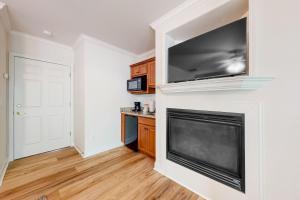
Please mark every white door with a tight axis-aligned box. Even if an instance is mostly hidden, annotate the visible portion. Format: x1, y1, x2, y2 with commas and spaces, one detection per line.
14, 57, 71, 159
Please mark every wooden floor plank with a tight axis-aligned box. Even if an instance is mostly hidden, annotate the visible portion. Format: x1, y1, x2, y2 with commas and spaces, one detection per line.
8, 147, 77, 170
0, 146, 204, 200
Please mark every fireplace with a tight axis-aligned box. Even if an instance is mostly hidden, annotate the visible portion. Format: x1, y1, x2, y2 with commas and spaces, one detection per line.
167, 108, 245, 192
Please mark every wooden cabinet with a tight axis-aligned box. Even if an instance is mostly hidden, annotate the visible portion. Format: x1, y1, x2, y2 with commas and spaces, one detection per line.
148, 61, 155, 88
121, 113, 125, 143
148, 126, 156, 157
131, 63, 148, 77
138, 117, 155, 158
129, 57, 155, 94
138, 117, 155, 126
121, 114, 155, 158
131, 66, 140, 77
138, 124, 150, 153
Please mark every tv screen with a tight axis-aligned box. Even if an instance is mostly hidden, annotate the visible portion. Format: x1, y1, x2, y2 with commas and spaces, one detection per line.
168, 18, 247, 83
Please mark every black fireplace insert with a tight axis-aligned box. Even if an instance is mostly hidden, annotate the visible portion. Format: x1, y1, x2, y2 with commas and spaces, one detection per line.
167, 108, 245, 192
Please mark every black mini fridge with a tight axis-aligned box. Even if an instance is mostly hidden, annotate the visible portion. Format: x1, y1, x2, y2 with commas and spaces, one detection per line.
125, 115, 138, 151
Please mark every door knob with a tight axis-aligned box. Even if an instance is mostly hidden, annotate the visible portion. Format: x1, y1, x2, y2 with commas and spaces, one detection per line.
16, 111, 26, 116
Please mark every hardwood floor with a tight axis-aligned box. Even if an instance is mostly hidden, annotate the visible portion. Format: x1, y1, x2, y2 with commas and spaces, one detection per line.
0, 147, 204, 200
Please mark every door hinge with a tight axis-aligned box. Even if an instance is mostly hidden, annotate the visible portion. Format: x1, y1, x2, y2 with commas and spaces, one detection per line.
70, 131, 72, 136
69, 73, 71, 78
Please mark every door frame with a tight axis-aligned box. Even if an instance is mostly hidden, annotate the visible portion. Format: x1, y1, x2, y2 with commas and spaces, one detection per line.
8, 53, 74, 161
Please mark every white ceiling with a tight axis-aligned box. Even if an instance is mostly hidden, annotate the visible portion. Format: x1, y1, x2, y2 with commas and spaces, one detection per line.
2, 0, 185, 54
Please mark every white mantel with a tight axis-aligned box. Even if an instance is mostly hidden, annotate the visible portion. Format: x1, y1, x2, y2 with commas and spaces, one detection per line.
157, 76, 273, 93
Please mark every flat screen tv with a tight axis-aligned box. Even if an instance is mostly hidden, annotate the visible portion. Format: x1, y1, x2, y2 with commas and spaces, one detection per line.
168, 18, 247, 83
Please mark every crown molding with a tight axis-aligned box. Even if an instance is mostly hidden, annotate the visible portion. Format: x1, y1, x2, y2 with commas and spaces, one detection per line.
0, 2, 11, 32
73, 34, 85, 50
150, 0, 233, 32
10, 31, 73, 50
138, 48, 155, 58
135, 49, 155, 62
73, 34, 138, 58
150, 0, 201, 30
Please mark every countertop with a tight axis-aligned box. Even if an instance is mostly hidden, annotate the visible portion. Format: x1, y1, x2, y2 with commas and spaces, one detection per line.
121, 111, 155, 119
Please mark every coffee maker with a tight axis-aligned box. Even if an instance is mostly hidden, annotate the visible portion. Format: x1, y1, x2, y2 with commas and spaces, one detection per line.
132, 102, 141, 112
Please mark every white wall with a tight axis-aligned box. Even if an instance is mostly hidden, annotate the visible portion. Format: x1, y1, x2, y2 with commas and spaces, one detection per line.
10, 31, 73, 66
152, 0, 300, 200
73, 35, 136, 157
253, 0, 300, 199
0, 5, 9, 185
132, 94, 155, 108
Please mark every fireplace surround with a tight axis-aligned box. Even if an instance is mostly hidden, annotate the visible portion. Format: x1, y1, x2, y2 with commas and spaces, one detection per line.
167, 108, 245, 192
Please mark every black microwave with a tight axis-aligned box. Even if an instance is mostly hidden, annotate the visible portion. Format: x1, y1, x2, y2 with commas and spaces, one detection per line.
127, 76, 147, 91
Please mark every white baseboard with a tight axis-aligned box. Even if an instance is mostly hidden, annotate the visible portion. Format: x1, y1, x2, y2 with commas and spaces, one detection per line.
83, 143, 124, 159
73, 145, 86, 158
0, 159, 9, 187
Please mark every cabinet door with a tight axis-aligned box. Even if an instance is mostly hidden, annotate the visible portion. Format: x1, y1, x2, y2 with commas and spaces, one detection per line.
139, 64, 148, 75
131, 66, 140, 77
138, 124, 149, 153
131, 64, 148, 77
148, 61, 155, 87
148, 126, 156, 158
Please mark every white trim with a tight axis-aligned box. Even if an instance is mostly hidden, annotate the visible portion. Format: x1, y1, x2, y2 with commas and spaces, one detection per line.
157, 76, 274, 93
9, 52, 70, 67
248, 0, 256, 76
8, 54, 14, 161
150, 0, 201, 30
8, 53, 73, 160
74, 34, 155, 60
0, 159, 9, 187
74, 34, 138, 58
72, 35, 84, 50
73, 145, 85, 158
151, 0, 233, 34
70, 62, 74, 147
135, 49, 155, 62
0, 2, 11, 32
259, 103, 265, 200
10, 31, 72, 51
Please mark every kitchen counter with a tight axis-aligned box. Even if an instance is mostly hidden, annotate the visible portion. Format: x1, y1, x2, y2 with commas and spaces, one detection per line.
121, 111, 155, 119
120, 107, 155, 119
121, 108, 156, 158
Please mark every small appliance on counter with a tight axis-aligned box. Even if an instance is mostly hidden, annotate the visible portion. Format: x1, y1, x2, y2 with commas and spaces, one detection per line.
132, 102, 141, 112
143, 104, 149, 114
148, 100, 155, 113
